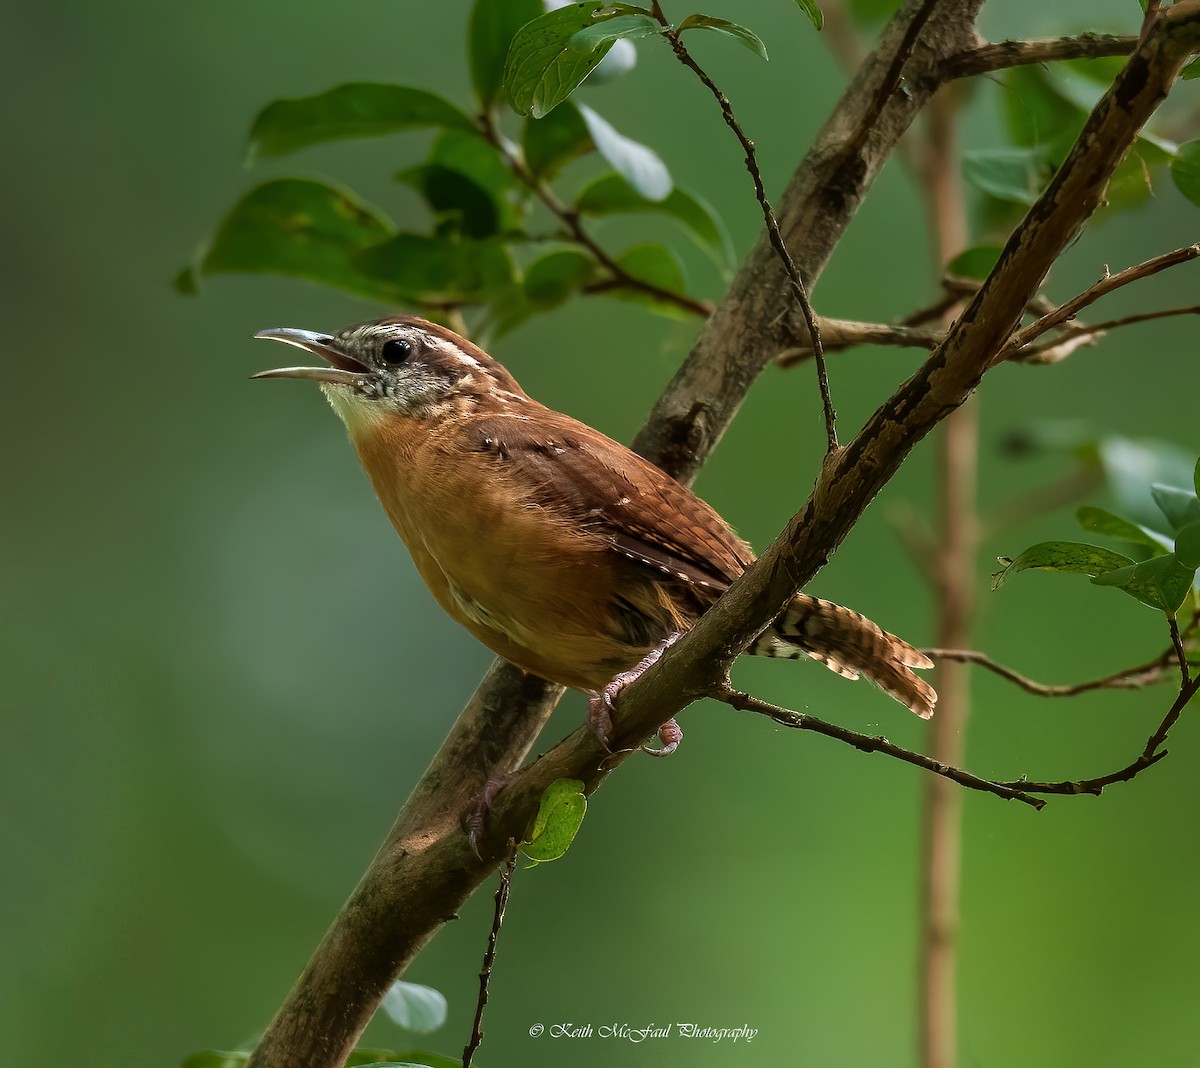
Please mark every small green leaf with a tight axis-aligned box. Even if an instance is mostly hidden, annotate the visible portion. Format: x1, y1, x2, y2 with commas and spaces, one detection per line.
1151, 483, 1200, 532
612, 242, 689, 317
469, 0, 545, 108
524, 249, 596, 307
1182, 56, 1200, 80
1175, 521, 1200, 569
1099, 437, 1199, 532
380, 981, 448, 1035
963, 147, 1048, 205
247, 84, 474, 161
577, 104, 672, 201
1002, 66, 1085, 148
1092, 553, 1197, 614
199, 179, 401, 301
395, 164, 504, 239
569, 12, 663, 51
577, 173, 733, 267
1076, 506, 1172, 554
505, 2, 616, 118
793, 0, 824, 31
523, 100, 592, 179
945, 245, 1003, 280
992, 541, 1135, 591
1170, 140, 1200, 207
354, 234, 514, 304
675, 15, 768, 60
522, 778, 587, 862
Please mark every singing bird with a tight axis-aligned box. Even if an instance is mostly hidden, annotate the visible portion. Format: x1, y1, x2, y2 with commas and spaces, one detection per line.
254, 316, 936, 751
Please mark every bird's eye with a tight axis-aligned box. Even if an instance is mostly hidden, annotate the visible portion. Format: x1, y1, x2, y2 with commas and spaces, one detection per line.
381, 337, 414, 365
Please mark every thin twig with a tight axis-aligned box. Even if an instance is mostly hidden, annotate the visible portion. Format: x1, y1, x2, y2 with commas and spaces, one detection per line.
1169, 617, 1192, 685
1000, 245, 1200, 359
778, 317, 943, 365
940, 33, 1138, 80
462, 849, 516, 1068
1000, 674, 1200, 796
1013, 304, 1200, 361
925, 647, 1177, 697
651, 1, 838, 452
476, 114, 712, 319
712, 684, 1045, 810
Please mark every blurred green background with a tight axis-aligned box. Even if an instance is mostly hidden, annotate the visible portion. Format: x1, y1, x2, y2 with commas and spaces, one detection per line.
5, 1, 1198, 1066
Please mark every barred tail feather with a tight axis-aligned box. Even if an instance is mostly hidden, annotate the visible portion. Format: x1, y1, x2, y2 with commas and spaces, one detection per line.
750, 595, 937, 719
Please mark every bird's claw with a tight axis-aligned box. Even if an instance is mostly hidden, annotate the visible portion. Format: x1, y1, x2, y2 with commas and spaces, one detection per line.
463, 774, 513, 859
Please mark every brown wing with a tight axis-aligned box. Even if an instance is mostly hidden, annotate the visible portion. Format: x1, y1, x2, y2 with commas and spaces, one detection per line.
466, 406, 752, 601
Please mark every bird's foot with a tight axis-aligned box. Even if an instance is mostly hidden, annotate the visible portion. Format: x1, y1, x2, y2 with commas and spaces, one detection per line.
462, 774, 514, 859
586, 632, 685, 757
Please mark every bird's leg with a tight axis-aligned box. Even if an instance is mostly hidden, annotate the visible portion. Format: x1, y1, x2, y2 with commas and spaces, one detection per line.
587, 631, 685, 757
462, 773, 514, 859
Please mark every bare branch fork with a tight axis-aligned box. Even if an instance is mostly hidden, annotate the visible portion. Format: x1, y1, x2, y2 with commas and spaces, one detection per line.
246, 4, 1200, 1066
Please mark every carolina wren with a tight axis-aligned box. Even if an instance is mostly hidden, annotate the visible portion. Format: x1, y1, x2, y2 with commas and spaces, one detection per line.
254, 316, 936, 747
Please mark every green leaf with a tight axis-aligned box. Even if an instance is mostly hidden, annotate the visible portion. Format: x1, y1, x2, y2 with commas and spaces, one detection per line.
1092, 553, 1197, 614
1099, 437, 1199, 532
793, 0, 824, 31
172, 265, 200, 295
522, 778, 587, 862
1076, 506, 1172, 554
395, 164, 504, 239
181, 1053, 248, 1068
469, 0, 545, 108
945, 245, 1003, 280
569, 12, 663, 51
505, 2, 617, 118
675, 15, 769, 60
1175, 521, 1200, 569
577, 172, 733, 267
247, 84, 474, 162
523, 249, 597, 307
1182, 56, 1200, 80
1170, 139, 1200, 207
198, 179, 402, 301
963, 147, 1049, 206
354, 234, 514, 304
380, 981, 448, 1034
992, 541, 1135, 591
1151, 483, 1200, 532
577, 104, 672, 201
611, 242, 689, 317
523, 100, 592, 179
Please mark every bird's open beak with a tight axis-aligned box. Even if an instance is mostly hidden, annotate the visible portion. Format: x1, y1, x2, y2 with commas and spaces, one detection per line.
252, 327, 369, 386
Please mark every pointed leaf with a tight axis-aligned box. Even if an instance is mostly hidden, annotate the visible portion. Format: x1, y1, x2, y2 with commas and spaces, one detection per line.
676, 15, 769, 60
505, 2, 615, 118
569, 13, 663, 50
523, 100, 592, 179
1002, 66, 1085, 148
578, 104, 671, 200
354, 234, 514, 304
1151, 483, 1200, 532
1183, 56, 1200, 80
1099, 437, 1199, 531
1076, 506, 1172, 554
380, 981, 448, 1034
963, 146, 1049, 205
469, 0, 545, 108
793, 0, 824, 31
198, 179, 402, 301
522, 778, 587, 862
247, 84, 474, 161
523, 249, 597, 307
1092, 553, 1197, 614
577, 172, 733, 266
992, 541, 1135, 591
